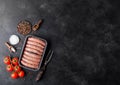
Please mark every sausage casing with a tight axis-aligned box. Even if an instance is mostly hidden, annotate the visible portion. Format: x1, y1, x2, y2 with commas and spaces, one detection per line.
26, 44, 44, 53
25, 47, 42, 55
22, 57, 39, 66
28, 37, 45, 46
27, 40, 44, 49
23, 54, 41, 63
21, 60, 38, 69
24, 51, 41, 59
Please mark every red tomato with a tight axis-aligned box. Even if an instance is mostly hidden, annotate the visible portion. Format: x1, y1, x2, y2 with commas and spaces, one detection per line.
18, 70, 25, 78
12, 57, 18, 65
6, 64, 13, 72
11, 72, 18, 79
4, 56, 11, 65
14, 65, 21, 72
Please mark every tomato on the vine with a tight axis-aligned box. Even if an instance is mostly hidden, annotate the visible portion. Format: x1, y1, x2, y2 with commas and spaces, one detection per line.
4, 56, 25, 79
14, 65, 21, 72
6, 64, 13, 72
18, 70, 25, 78
4, 56, 11, 65
12, 57, 18, 65
11, 72, 18, 79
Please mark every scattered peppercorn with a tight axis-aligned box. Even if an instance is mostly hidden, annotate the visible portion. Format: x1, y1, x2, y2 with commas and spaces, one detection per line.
17, 20, 31, 35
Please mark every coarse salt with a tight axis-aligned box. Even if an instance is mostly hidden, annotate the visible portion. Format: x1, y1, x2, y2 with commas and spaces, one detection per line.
9, 35, 20, 45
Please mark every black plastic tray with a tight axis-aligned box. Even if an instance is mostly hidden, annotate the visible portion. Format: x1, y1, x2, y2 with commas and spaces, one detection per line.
19, 35, 47, 71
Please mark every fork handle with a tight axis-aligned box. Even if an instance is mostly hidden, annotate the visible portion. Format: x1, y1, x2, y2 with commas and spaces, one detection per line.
35, 65, 46, 81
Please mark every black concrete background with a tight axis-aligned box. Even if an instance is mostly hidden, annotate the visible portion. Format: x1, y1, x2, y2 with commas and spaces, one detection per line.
0, 0, 120, 85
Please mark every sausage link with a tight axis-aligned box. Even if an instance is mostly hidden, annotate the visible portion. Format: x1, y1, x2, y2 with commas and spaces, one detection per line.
24, 51, 41, 59
21, 60, 38, 69
23, 54, 41, 63
25, 47, 42, 55
28, 37, 45, 46
26, 44, 44, 53
22, 57, 39, 66
27, 40, 44, 49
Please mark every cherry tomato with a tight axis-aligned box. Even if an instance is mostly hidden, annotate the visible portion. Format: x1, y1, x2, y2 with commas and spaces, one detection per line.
18, 70, 25, 78
12, 57, 18, 65
11, 72, 18, 79
6, 64, 13, 72
14, 65, 21, 72
4, 56, 11, 65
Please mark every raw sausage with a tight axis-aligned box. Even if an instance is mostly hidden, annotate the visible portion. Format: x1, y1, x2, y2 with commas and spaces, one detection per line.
26, 44, 44, 53
23, 54, 41, 63
28, 37, 45, 46
20, 37, 47, 70
25, 47, 42, 55
24, 51, 41, 59
27, 40, 44, 49
22, 57, 39, 66
21, 60, 38, 69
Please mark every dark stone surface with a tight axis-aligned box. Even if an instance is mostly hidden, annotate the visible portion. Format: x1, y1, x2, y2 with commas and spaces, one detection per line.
0, 0, 120, 85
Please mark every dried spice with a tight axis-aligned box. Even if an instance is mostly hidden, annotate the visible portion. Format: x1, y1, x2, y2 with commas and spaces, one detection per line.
17, 20, 31, 35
